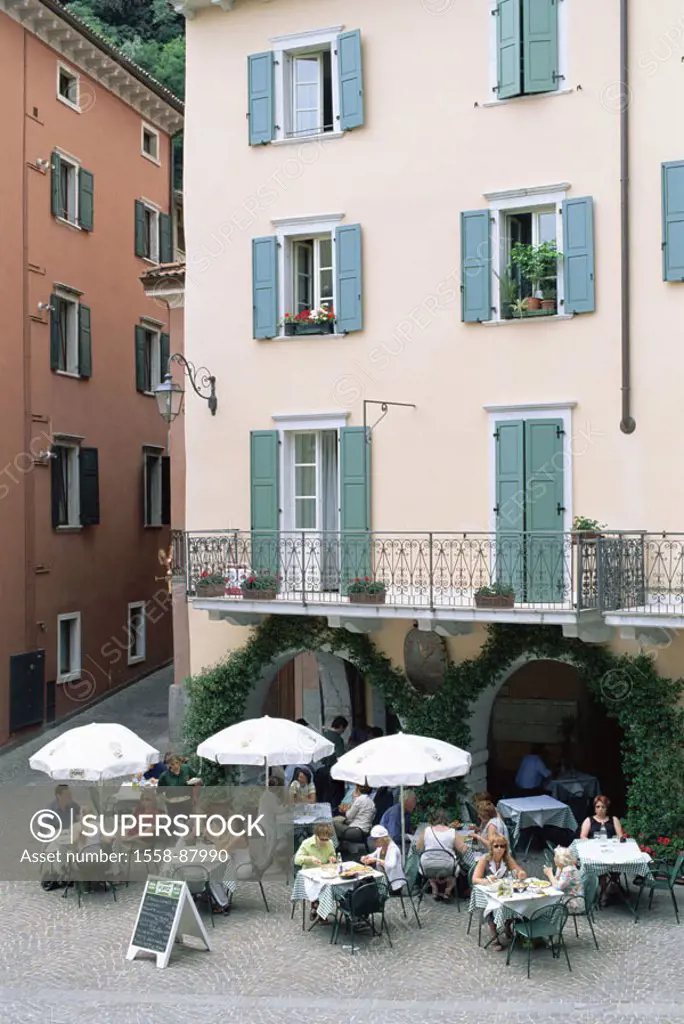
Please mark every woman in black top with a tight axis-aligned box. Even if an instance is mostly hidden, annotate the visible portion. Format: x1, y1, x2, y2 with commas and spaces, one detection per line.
580, 794, 624, 905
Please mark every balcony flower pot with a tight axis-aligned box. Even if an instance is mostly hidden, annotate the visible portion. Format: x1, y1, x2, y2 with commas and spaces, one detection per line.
571, 518, 606, 545
349, 591, 386, 605
284, 321, 335, 336
571, 531, 602, 544
196, 581, 225, 597
474, 593, 515, 609
243, 588, 278, 601
240, 572, 280, 601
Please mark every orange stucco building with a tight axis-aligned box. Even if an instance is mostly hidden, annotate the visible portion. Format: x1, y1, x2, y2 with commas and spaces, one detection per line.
0, 0, 184, 740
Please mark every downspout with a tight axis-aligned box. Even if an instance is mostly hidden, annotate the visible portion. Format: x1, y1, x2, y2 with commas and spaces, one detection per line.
620, 0, 635, 433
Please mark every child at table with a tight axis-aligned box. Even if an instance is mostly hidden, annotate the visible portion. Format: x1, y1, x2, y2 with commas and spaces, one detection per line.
543, 846, 584, 912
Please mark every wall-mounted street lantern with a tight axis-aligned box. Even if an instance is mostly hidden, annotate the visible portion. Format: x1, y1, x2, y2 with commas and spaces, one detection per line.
154, 352, 217, 425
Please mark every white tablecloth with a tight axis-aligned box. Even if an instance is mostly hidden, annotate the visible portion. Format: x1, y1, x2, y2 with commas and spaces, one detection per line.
547, 772, 601, 802
469, 881, 563, 931
291, 863, 384, 919
497, 796, 577, 845
571, 838, 652, 877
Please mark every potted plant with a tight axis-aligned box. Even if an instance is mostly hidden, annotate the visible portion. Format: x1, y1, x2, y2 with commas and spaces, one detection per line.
241, 571, 280, 600
474, 582, 515, 609
281, 307, 336, 336
494, 269, 518, 319
541, 282, 557, 313
571, 516, 606, 543
510, 297, 528, 319
347, 577, 387, 605
510, 241, 560, 311
195, 571, 225, 597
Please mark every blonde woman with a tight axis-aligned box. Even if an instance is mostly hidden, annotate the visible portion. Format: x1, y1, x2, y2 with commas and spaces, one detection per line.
543, 846, 584, 913
294, 823, 337, 921
471, 800, 509, 852
472, 836, 526, 951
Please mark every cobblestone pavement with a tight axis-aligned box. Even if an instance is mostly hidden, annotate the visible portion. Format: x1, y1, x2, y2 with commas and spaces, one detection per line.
0, 671, 681, 1023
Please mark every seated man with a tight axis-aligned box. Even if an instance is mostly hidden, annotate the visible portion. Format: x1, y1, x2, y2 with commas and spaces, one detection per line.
514, 745, 552, 797
380, 790, 416, 849
333, 785, 376, 843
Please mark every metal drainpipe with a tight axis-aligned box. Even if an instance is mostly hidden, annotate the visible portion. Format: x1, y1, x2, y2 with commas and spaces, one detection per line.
620, 0, 636, 433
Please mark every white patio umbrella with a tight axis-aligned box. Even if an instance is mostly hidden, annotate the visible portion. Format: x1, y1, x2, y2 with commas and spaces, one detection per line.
331, 732, 472, 860
196, 716, 334, 783
29, 723, 160, 782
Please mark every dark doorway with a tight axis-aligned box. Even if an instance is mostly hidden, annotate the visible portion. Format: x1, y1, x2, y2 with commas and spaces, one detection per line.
262, 658, 295, 719
9, 650, 45, 733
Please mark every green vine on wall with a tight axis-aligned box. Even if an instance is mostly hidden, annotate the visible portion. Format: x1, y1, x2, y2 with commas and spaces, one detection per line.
184, 617, 684, 847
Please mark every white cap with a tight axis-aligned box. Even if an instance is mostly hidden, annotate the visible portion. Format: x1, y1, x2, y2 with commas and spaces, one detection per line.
370, 825, 389, 839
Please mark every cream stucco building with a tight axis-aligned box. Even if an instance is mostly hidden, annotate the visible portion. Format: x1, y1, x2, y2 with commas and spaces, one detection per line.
172, 0, 684, 795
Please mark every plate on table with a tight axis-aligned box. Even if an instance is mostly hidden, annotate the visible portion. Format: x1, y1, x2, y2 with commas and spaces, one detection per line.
319, 865, 337, 879
528, 879, 551, 889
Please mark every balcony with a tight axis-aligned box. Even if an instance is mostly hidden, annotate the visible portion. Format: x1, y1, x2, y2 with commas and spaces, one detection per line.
172, 530, 626, 639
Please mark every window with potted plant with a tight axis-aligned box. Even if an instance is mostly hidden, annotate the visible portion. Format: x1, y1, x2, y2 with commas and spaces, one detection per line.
509, 241, 561, 315
474, 582, 515, 609
241, 571, 281, 600
195, 571, 226, 597
281, 308, 336, 336
347, 577, 387, 605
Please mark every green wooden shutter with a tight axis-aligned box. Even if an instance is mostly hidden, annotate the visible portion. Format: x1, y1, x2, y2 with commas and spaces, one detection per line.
51, 451, 62, 528
49, 295, 62, 371
497, 0, 522, 99
161, 456, 171, 526
340, 426, 371, 592
250, 430, 280, 575
522, 0, 558, 94
334, 224, 363, 333
461, 210, 492, 322
661, 161, 684, 281
78, 304, 92, 378
248, 52, 274, 145
337, 30, 364, 130
524, 419, 564, 603
134, 200, 146, 257
252, 236, 278, 339
562, 196, 595, 313
78, 168, 94, 231
79, 447, 100, 526
159, 212, 172, 263
160, 332, 170, 379
494, 420, 525, 599
51, 151, 61, 217
135, 325, 148, 392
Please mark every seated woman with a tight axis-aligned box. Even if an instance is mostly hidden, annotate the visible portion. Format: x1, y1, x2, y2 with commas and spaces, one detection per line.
543, 846, 584, 912
333, 785, 376, 842
289, 766, 317, 804
416, 809, 468, 901
294, 823, 337, 921
471, 800, 510, 852
580, 794, 624, 905
121, 791, 165, 841
472, 836, 526, 951
361, 825, 405, 894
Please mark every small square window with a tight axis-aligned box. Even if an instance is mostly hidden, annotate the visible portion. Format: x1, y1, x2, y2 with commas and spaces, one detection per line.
142, 124, 160, 163
57, 612, 81, 683
57, 64, 79, 108
127, 603, 146, 664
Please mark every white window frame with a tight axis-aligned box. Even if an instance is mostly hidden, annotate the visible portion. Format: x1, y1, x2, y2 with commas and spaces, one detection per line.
127, 602, 147, 665
273, 413, 348, 533
140, 324, 162, 395
57, 612, 81, 683
57, 61, 80, 112
272, 214, 344, 336
292, 237, 334, 313
484, 184, 570, 322
271, 26, 343, 143
141, 123, 161, 165
53, 441, 81, 528
281, 427, 342, 535
54, 289, 80, 376
291, 431, 319, 532
487, 0, 569, 105
143, 447, 164, 527
140, 201, 161, 263
56, 151, 80, 227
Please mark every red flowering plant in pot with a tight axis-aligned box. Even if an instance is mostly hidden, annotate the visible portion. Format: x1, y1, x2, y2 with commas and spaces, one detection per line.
240, 571, 281, 601
281, 307, 336, 336
347, 577, 387, 605
637, 833, 684, 868
195, 570, 226, 598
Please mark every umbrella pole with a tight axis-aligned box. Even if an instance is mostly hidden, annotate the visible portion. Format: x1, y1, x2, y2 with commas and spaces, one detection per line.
265, 757, 269, 790
400, 784, 405, 866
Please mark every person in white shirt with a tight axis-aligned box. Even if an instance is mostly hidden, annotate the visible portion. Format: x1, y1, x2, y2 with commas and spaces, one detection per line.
361, 825, 405, 893
333, 784, 376, 840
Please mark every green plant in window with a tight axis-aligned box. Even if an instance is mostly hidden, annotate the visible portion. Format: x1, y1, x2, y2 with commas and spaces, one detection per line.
510, 241, 560, 297
510, 298, 528, 319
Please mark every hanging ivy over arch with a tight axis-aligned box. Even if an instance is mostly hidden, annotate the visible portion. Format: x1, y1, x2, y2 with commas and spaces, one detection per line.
184, 617, 684, 846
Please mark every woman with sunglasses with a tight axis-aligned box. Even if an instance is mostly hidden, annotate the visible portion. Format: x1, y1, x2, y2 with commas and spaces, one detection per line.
472, 836, 526, 951
580, 794, 624, 905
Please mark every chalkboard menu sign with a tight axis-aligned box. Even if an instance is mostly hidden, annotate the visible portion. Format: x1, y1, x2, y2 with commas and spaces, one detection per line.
132, 879, 182, 954
126, 877, 210, 969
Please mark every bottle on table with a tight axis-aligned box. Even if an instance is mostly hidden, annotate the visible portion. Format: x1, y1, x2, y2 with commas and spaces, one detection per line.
336, 853, 342, 875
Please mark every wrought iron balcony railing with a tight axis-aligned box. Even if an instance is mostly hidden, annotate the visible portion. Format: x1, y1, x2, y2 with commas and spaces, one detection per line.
171, 530, 607, 612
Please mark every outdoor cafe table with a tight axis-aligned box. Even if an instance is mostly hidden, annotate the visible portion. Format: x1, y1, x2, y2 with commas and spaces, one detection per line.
159, 843, 239, 895
469, 880, 564, 935
497, 796, 578, 847
547, 771, 601, 802
276, 802, 339, 849
571, 837, 652, 920
291, 863, 386, 921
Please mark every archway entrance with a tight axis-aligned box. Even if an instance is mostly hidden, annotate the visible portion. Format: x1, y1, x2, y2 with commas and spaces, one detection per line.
487, 658, 625, 813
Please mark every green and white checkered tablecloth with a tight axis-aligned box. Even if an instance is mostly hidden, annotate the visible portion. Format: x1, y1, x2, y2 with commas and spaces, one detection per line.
497, 797, 578, 846
571, 838, 652, 879
468, 882, 563, 932
291, 865, 387, 920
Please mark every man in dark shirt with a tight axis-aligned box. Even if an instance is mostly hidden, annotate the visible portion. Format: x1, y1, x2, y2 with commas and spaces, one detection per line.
321, 716, 348, 767
49, 784, 81, 831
